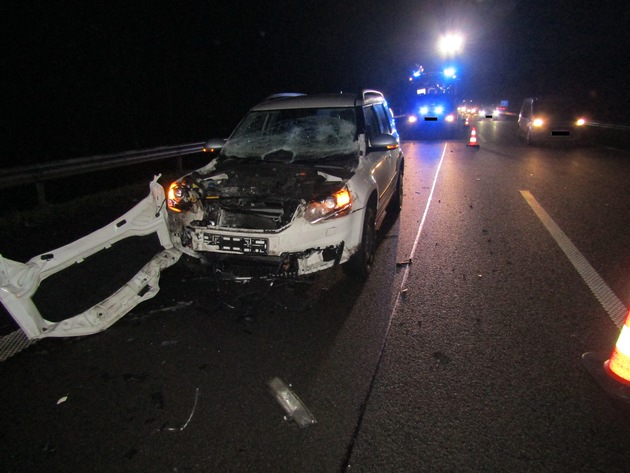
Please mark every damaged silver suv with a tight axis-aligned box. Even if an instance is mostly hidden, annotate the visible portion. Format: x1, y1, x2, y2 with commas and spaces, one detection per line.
166, 90, 404, 280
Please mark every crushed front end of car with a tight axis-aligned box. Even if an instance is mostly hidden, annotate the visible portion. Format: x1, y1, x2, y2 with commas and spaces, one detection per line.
166, 156, 365, 281
0, 176, 181, 339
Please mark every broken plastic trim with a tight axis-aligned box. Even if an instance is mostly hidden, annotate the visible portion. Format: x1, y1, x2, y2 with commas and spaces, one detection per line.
0, 176, 181, 339
267, 377, 316, 428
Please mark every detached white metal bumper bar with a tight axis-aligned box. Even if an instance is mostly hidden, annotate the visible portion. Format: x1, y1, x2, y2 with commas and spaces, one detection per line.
0, 176, 181, 339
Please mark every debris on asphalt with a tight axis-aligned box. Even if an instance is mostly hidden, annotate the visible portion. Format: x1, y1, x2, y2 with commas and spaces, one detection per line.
56, 395, 68, 405
148, 301, 193, 314
163, 387, 199, 432
267, 377, 316, 428
396, 258, 412, 267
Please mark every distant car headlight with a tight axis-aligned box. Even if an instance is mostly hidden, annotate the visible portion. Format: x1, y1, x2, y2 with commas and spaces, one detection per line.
445, 114, 455, 122
304, 187, 352, 223
408, 115, 418, 124
532, 118, 544, 127
576, 118, 585, 126
420, 106, 429, 115
434, 106, 444, 114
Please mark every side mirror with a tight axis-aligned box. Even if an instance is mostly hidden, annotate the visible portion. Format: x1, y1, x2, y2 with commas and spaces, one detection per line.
202, 138, 227, 155
369, 133, 399, 150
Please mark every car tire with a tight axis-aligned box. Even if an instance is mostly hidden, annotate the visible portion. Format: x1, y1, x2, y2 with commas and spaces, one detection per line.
526, 128, 534, 146
390, 167, 404, 214
343, 205, 375, 281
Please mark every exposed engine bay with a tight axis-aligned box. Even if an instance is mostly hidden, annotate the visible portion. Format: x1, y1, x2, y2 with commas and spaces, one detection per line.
169, 159, 355, 233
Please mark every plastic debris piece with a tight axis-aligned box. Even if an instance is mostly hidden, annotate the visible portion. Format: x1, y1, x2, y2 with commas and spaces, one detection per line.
396, 258, 412, 267
148, 301, 193, 314
163, 387, 199, 432
57, 395, 68, 405
267, 377, 316, 428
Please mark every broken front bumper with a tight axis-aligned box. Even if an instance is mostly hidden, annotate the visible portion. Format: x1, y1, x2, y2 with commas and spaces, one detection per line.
0, 176, 181, 339
182, 207, 364, 279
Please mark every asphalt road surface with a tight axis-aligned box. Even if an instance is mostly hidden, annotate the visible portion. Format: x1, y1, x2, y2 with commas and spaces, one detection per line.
1, 118, 630, 472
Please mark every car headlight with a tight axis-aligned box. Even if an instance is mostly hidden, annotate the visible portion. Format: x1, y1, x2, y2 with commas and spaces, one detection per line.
420, 106, 429, 115
445, 114, 455, 122
576, 118, 585, 126
434, 106, 444, 114
532, 118, 544, 127
167, 181, 199, 212
304, 187, 352, 223
408, 115, 418, 124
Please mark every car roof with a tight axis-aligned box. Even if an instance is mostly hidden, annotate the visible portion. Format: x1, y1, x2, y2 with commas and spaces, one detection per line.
251, 90, 385, 111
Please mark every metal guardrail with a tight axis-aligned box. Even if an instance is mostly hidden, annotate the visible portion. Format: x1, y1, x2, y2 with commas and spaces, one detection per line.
0, 142, 205, 206
0, 142, 205, 190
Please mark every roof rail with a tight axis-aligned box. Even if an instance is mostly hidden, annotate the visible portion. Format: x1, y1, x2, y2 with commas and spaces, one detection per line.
262, 92, 306, 101
361, 89, 385, 105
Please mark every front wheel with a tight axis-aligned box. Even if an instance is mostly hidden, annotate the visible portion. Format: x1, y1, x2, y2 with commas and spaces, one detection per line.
343, 206, 375, 281
526, 127, 535, 146
389, 167, 404, 214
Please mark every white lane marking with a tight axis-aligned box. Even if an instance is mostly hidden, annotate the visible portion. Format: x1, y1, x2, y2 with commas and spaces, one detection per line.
395, 143, 448, 310
344, 142, 448, 468
520, 190, 628, 327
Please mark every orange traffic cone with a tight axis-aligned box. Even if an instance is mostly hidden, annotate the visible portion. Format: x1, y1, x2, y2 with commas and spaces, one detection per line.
583, 308, 630, 401
467, 126, 480, 148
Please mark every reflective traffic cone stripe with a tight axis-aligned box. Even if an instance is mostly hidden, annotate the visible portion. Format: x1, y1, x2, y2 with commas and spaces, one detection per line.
467, 127, 479, 147
604, 309, 630, 386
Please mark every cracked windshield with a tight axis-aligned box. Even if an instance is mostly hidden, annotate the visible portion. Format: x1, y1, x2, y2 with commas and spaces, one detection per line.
222, 107, 358, 161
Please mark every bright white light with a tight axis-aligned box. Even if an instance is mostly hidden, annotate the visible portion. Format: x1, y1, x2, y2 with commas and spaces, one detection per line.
434, 106, 444, 114
420, 106, 429, 114
443, 67, 456, 78
438, 34, 463, 55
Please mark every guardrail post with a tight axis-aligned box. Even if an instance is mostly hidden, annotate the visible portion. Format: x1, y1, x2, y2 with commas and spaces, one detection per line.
35, 182, 48, 207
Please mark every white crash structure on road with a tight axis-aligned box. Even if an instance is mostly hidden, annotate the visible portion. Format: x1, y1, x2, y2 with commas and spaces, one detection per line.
0, 176, 181, 339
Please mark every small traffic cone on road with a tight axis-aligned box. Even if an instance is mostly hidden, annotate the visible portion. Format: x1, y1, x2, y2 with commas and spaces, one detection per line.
467, 126, 480, 148
583, 308, 630, 401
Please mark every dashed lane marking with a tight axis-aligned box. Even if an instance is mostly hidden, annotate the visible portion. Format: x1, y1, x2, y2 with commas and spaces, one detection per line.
520, 189, 627, 327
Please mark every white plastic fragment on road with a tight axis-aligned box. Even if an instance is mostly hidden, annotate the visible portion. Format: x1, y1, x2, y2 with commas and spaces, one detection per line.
267, 377, 317, 428
163, 387, 199, 432
0, 176, 181, 339
57, 395, 68, 405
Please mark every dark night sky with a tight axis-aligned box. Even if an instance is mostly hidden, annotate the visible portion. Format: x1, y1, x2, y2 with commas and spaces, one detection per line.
2, 0, 629, 166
